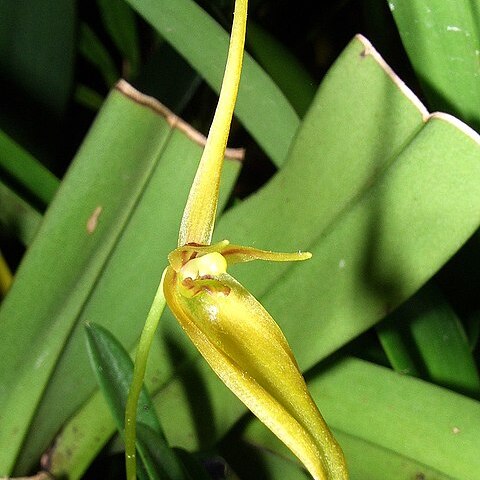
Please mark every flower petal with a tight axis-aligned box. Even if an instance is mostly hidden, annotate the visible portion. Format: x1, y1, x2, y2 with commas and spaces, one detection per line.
167, 240, 311, 273
164, 267, 348, 480
219, 242, 312, 264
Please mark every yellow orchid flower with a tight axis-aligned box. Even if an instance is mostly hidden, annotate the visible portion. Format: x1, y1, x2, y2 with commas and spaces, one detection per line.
126, 0, 348, 479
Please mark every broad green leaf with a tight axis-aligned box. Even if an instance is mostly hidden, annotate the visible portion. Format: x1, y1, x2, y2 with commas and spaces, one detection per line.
78, 23, 120, 88
237, 423, 453, 480
85, 323, 186, 480
388, 0, 480, 129
44, 35, 480, 477
217, 34, 480, 371
97, 0, 141, 77
238, 357, 472, 479
246, 21, 316, 117
0, 130, 59, 210
0, 81, 241, 476
314, 357, 480, 480
124, 0, 300, 166
377, 283, 480, 397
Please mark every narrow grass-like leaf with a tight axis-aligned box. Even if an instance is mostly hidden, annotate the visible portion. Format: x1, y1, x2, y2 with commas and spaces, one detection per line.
246, 21, 316, 116
0, 130, 59, 210
0, 181, 43, 246
78, 23, 120, 88
74, 84, 105, 111
85, 323, 162, 435
125, 0, 300, 166
388, 0, 480, 129
4, 82, 242, 476
97, 0, 141, 77
85, 323, 185, 480
377, 283, 480, 397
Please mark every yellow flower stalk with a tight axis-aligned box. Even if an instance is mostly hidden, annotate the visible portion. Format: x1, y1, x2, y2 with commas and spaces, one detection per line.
126, 0, 348, 478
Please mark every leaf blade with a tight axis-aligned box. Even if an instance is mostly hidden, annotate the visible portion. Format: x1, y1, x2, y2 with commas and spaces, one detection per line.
125, 0, 300, 166
388, 0, 480, 129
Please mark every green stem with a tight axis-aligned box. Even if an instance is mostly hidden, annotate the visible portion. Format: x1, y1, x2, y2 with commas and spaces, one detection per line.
125, 268, 167, 480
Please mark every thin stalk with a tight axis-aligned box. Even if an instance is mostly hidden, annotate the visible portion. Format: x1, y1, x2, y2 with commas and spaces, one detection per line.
178, 0, 248, 247
125, 268, 167, 480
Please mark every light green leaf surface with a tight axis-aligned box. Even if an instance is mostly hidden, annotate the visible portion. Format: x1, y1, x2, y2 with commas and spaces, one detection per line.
216, 34, 480, 371
237, 426, 453, 480
377, 283, 480, 397
388, 0, 480, 129
125, 0, 300, 166
157, 31, 480, 454
316, 358, 480, 480
239, 357, 477, 479
0, 81, 241, 476
45, 35, 480, 478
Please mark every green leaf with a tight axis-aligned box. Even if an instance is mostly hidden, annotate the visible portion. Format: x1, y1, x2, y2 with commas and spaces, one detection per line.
85, 323, 161, 435
157, 31, 480, 453
85, 323, 186, 480
0, 0, 75, 118
0, 81, 241, 476
377, 283, 480, 397
246, 21, 316, 117
133, 42, 202, 115
97, 0, 141, 78
216, 34, 480, 372
0, 129, 59, 210
0, 0, 76, 161
124, 0, 300, 166
43, 35, 480, 477
74, 84, 105, 111
314, 357, 480, 480
0, 181, 43, 246
388, 0, 480, 129
238, 357, 477, 479
78, 22, 120, 88
236, 422, 454, 480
